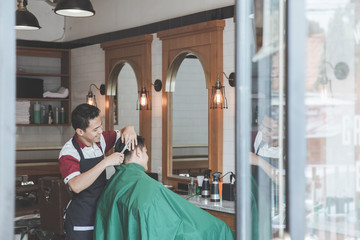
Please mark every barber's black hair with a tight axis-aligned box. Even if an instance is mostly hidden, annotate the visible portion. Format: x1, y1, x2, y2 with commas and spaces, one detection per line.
71, 103, 100, 131
114, 135, 145, 159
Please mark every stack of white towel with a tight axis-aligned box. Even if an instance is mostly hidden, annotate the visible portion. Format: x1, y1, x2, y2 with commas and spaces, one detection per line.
16, 101, 30, 124
43, 87, 69, 98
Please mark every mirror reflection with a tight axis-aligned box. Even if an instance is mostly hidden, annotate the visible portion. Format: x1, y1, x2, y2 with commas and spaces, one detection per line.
172, 55, 208, 177
107, 63, 139, 179
114, 63, 139, 133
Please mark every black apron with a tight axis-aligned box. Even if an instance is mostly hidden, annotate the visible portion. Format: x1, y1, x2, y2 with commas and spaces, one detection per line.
64, 138, 107, 240
252, 145, 279, 234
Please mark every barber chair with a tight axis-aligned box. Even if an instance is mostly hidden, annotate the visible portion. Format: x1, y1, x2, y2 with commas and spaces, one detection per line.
38, 177, 72, 238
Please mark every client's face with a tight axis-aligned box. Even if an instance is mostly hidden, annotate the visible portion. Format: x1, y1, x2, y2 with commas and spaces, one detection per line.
138, 145, 149, 171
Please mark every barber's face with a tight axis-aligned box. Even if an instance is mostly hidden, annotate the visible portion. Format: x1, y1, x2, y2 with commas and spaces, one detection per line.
260, 115, 278, 147
79, 116, 103, 145
138, 145, 149, 171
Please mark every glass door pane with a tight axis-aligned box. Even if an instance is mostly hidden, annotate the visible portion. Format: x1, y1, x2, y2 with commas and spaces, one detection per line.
305, 0, 360, 239
250, 0, 286, 238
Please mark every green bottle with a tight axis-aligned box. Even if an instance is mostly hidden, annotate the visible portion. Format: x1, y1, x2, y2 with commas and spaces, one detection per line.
33, 102, 40, 124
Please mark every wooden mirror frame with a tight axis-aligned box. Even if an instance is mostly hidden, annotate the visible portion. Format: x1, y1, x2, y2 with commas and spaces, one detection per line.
157, 20, 225, 186
101, 35, 153, 170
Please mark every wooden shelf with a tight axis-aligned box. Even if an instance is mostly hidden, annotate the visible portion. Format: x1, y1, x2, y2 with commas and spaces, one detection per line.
17, 72, 69, 77
17, 147, 62, 151
16, 46, 71, 126
16, 123, 69, 126
17, 98, 69, 101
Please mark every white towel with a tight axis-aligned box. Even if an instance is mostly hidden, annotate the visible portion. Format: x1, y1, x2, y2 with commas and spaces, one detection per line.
43, 87, 69, 98
16, 101, 30, 124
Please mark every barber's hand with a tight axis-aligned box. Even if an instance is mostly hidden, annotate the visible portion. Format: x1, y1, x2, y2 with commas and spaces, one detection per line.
105, 152, 124, 167
120, 125, 137, 150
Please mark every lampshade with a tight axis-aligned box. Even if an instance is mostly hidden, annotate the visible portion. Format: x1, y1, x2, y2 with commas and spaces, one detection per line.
15, 0, 41, 30
55, 0, 95, 17
86, 93, 96, 106
137, 87, 151, 110
210, 78, 228, 109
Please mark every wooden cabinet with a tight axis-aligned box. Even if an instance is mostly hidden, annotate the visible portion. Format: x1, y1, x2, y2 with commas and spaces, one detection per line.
205, 209, 235, 230
16, 46, 71, 126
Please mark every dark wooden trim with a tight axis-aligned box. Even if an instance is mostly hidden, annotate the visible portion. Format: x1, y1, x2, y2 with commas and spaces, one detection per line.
16, 6, 234, 49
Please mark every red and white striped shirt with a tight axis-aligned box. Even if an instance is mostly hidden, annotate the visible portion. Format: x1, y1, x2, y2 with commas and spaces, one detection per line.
58, 130, 120, 184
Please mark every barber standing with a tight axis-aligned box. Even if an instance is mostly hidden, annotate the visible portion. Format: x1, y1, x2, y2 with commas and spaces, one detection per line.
58, 103, 137, 240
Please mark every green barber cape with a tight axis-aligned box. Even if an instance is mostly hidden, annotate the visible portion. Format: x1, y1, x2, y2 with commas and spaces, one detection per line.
94, 163, 234, 240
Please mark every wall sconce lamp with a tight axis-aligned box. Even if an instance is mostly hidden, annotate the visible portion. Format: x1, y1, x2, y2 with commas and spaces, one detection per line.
54, 0, 95, 17
86, 84, 105, 106
15, 0, 41, 30
210, 72, 236, 109
136, 80, 162, 111
137, 87, 151, 110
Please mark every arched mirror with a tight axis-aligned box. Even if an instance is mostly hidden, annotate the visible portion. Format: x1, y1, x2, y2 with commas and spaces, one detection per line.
172, 54, 208, 177
106, 62, 139, 179
114, 63, 139, 133
101, 35, 153, 172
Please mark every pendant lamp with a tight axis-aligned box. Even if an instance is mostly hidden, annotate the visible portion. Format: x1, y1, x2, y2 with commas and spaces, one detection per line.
54, 0, 95, 17
15, 0, 41, 30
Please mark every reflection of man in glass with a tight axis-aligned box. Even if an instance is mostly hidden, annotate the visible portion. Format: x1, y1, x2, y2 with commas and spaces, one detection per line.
249, 105, 281, 238
250, 106, 279, 181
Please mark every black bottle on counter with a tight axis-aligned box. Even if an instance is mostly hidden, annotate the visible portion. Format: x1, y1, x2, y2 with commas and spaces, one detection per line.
48, 105, 53, 124
202, 169, 211, 198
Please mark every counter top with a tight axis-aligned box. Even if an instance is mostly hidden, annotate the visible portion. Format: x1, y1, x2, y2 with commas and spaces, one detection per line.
181, 195, 235, 214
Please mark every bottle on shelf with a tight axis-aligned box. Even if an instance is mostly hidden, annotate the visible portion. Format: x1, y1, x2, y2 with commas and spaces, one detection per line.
33, 102, 41, 124
48, 105, 53, 124
41, 104, 46, 124
55, 107, 59, 124
60, 107, 65, 124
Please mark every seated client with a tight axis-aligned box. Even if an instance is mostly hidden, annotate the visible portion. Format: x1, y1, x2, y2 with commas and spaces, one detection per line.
94, 136, 234, 240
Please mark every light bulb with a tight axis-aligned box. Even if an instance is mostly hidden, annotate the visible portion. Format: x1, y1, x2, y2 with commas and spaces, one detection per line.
214, 89, 222, 104
87, 97, 94, 105
140, 93, 147, 106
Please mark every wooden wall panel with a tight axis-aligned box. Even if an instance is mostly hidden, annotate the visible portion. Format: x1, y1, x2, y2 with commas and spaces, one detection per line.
101, 35, 153, 170
158, 20, 225, 185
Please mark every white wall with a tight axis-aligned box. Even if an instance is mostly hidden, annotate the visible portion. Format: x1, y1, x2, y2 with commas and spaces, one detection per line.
16, 0, 234, 41
222, 18, 236, 183
151, 35, 163, 179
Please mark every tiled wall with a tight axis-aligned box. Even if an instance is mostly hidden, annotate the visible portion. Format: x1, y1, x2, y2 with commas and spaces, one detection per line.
151, 35, 163, 179
16, 19, 236, 183
222, 18, 236, 183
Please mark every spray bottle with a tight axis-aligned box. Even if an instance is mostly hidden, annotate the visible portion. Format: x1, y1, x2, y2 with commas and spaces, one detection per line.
210, 172, 221, 202
201, 169, 211, 198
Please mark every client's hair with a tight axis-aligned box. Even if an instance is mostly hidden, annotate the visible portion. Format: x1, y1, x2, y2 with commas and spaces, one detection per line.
114, 135, 145, 162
